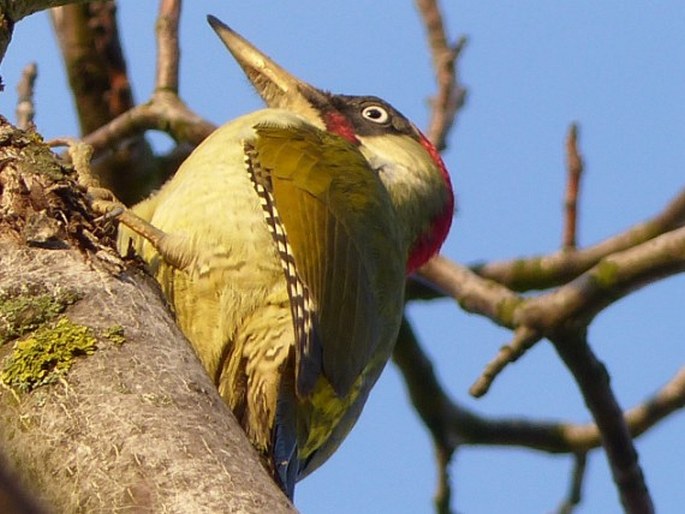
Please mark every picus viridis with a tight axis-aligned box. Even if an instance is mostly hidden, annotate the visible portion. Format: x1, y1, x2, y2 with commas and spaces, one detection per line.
118, 15, 454, 497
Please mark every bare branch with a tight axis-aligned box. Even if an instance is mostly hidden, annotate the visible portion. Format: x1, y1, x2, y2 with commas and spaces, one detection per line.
395, 322, 685, 456
473, 187, 685, 291
81, 92, 215, 155
468, 326, 540, 398
563, 123, 584, 250
418, 255, 522, 329
517, 225, 685, 332
419, 224, 685, 396
420, 206, 685, 338
552, 330, 654, 513
58, 0, 214, 197
14, 62, 36, 130
50, 2, 136, 134
155, 0, 181, 93
50, 2, 157, 205
414, 0, 466, 150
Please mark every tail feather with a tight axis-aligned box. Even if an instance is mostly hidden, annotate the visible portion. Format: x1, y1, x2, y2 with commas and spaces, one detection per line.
272, 362, 299, 499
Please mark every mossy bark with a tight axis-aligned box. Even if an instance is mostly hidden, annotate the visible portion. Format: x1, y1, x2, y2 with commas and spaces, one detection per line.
0, 118, 295, 512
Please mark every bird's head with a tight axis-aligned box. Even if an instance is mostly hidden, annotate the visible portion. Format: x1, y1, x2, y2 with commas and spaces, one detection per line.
208, 15, 454, 273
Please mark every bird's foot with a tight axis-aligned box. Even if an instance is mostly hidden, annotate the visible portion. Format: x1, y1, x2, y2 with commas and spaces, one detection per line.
49, 138, 188, 269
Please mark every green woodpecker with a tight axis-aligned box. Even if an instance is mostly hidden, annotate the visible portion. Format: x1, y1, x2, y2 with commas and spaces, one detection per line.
118, 15, 454, 498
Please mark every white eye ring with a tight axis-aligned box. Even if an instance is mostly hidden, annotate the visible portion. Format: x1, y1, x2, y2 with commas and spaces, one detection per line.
361, 105, 390, 124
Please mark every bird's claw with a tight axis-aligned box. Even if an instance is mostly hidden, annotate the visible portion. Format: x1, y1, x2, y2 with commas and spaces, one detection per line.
92, 200, 125, 223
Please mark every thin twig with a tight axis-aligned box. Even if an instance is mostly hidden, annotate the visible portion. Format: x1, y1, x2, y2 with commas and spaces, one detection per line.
556, 452, 587, 514
434, 444, 454, 514
415, 0, 467, 151
468, 326, 540, 398
623, 366, 685, 438
563, 123, 584, 250
15, 62, 37, 130
414, 188, 685, 296
155, 0, 181, 93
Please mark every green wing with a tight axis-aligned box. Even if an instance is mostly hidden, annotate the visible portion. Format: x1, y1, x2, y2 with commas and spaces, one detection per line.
245, 122, 406, 398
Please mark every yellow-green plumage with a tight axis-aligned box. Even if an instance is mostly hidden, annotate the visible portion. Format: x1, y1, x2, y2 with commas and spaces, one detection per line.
119, 109, 406, 486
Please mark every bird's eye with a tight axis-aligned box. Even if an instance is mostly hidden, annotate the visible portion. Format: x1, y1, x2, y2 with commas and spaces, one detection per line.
361, 105, 390, 124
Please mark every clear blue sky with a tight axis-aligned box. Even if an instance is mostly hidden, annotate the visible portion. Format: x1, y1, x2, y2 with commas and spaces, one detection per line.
3, 2, 684, 513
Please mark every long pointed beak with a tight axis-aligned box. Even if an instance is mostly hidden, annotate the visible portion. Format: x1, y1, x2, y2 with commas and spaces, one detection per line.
207, 15, 326, 122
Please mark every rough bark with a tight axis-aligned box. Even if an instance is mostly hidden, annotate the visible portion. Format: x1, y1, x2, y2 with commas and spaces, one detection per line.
0, 0, 93, 61
0, 117, 295, 512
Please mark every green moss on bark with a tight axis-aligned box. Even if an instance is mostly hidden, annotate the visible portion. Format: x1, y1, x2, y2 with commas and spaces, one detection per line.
104, 324, 126, 345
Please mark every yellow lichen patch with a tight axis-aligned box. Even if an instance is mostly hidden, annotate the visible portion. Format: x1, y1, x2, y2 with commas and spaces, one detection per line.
0, 284, 81, 344
1, 317, 97, 392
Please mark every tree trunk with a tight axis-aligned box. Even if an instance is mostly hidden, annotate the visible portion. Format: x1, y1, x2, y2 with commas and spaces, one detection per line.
0, 117, 295, 512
